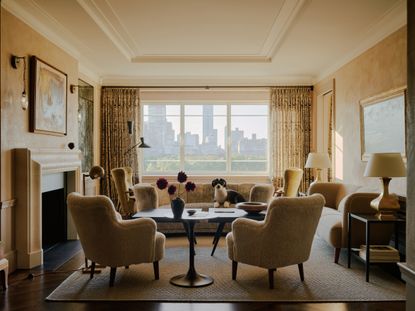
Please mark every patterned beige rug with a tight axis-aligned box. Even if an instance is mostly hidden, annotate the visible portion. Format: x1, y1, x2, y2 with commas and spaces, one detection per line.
47, 237, 405, 302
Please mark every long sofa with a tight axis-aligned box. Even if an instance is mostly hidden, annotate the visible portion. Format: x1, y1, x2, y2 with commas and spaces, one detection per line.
309, 182, 394, 263
133, 182, 274, 233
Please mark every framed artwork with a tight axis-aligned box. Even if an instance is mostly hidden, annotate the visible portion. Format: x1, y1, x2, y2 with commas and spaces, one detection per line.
30, 56, 67, 136
360, 86, 406, 161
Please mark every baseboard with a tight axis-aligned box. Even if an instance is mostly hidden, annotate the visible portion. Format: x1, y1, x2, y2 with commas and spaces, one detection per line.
398, 262, 414, 310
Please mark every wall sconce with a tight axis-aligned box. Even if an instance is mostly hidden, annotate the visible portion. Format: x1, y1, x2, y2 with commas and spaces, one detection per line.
11, 55, 28, 110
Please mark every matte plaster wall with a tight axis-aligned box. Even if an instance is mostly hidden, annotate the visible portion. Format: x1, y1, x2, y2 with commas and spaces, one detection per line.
0, 9, 80, 271
314, 26, 407, 196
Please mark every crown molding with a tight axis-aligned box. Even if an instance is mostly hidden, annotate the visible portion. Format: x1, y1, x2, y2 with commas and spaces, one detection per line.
313, 0, 406, 84
261, 0, 306, 59
100, 74, 314, 86
2, 0, 101, 79
131, 55, 271, 63
76, 0, 137, 61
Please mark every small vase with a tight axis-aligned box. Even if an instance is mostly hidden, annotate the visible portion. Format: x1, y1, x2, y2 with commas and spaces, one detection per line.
171, 197, 185, 219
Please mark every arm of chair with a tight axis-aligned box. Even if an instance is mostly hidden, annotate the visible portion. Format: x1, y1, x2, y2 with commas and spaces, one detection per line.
338, 192, 379, 247
231, 218, 264, 263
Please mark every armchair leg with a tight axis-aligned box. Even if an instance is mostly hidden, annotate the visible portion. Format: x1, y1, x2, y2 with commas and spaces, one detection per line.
153, 261, 160, 280
109, 267, 117, 287
85, 257, 89, 269
90, 262, 96, 279
298, 263, 304, 281
232, 261, 238, 280
334, 248, 341, 264
268, 269, 276, 289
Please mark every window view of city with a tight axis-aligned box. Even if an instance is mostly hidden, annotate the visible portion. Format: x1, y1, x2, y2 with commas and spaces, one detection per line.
143, 103, 268, 175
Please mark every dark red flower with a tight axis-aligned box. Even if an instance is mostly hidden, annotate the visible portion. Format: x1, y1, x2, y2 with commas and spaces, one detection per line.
156, 178, 168, 190
177, 171, 188, 183
167, 185, 177, 195
185, 181, 196, 192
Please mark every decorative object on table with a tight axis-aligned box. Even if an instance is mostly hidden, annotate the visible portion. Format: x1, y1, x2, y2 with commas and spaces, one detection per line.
364, 152, 406, 218
273, 167, 303, 197
211, 178, 246, 208
82, 165, 105, 195
29, 56, 67, 135
235, 202, 268, 215
360, 87, 406, 161
10, 55, 28, 110
156, 171, 196, 219
187, 209, 196, 216
305, 152, 331, 187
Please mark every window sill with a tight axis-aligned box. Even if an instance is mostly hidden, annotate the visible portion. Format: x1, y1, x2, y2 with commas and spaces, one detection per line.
141, 175, 271, 184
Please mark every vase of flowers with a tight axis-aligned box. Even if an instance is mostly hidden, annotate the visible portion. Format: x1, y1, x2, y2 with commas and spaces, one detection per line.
156, 171, 196, 219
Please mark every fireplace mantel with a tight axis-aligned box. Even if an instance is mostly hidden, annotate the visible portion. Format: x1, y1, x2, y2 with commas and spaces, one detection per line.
14, 148, 82, 268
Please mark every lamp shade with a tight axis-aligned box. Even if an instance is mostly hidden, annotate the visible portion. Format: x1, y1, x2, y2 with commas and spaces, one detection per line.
364, 153, 406, 177
305, 152, 331, 169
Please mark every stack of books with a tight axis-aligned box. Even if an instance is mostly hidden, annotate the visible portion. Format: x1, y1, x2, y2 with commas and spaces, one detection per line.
359, 245, 400, 262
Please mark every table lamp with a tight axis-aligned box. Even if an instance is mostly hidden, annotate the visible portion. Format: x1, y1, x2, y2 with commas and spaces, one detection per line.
305, 152, 331, 186
364, 153, 406, 218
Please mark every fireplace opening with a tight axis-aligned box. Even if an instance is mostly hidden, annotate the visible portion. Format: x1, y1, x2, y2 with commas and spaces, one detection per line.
42, 188, 67, 251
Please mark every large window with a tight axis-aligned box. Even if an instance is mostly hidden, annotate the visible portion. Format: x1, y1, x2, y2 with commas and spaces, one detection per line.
142, 102, 268, 175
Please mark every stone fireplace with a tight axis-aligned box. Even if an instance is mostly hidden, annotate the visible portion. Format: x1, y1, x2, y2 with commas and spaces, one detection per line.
14, 148, 81, 269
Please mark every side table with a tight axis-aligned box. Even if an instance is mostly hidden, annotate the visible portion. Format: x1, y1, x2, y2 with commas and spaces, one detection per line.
347, 213, 405, 282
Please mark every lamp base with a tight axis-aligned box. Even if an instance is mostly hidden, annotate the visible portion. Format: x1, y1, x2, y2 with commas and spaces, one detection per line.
370, 191, 400, 219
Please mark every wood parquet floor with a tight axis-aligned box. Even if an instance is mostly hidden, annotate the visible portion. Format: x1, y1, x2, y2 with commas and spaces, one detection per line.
0, 236, 406, 311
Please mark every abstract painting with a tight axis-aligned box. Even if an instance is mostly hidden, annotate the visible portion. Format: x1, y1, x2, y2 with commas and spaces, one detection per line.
30, 56, 67, 135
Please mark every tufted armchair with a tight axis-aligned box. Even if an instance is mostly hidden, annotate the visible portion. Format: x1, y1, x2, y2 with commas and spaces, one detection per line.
67, 193, 165, 287
226, 194, 325, 288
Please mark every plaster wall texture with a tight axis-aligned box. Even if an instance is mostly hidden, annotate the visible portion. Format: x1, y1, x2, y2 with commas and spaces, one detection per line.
314, 26, 407, 196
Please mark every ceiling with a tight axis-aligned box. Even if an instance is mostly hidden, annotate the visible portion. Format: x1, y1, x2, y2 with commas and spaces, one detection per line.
2, 0, 406, 85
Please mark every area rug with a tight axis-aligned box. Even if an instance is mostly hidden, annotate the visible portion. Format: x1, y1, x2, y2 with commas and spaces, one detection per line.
46, 237, 405, 302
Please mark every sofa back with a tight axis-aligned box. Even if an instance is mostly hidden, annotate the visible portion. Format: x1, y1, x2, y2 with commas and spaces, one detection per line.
155, 183, 256, 206
308, 182, 361, 210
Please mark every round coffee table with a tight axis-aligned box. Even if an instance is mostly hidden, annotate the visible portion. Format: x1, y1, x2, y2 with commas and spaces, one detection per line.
167, 212, 217, 288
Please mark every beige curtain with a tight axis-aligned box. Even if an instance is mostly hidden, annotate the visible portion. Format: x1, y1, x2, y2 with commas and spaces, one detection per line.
101, 87, 140, 201
270, 87, 313, 192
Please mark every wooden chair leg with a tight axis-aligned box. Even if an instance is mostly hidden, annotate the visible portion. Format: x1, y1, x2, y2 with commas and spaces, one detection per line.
232, 261, 238, 280
90, 262, 96, 279
268, 269, 276, 289
109, 267, 117, 287
153, 261, 159, 280
298, 263, 304, 281
0, 270, 7, 291
334, 248, 341, 264
85, 257, 89, 269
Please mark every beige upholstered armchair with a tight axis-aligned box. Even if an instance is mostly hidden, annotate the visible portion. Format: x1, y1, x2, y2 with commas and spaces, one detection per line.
67, 193, 165, 287
111, 167, 136, 216
226, 194, 325, 289
133, 183, 159, 211
249, 184, 274, 203
273, 167, 303, 197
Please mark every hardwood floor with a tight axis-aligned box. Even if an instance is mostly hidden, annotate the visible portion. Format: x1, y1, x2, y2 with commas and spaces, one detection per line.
0, 236, 405, 311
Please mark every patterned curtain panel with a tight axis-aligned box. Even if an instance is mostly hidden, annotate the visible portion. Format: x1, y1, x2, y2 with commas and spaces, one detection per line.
270, 87, 313, 192
101, 87, 140, 201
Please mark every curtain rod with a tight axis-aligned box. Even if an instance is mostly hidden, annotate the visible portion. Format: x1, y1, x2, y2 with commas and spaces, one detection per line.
101, 85, 313, 90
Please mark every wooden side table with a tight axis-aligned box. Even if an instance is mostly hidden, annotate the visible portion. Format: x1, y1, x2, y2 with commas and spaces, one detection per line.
347, 213, 405, 282
0, 258, 9, 290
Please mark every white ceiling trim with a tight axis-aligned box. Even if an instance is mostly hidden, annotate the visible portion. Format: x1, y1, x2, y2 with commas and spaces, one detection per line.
76, 0, 137, 61
100, 74, 314, 86
79, 0, 307, 64
260, 0, 306, 59
131, 55, 271, 63
2, 0, 102, 79
314, 0, 406, 83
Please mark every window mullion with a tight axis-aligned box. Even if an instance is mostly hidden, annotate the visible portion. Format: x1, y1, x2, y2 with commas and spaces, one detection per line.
180, 103, 185, 171
226, 103, 231, 174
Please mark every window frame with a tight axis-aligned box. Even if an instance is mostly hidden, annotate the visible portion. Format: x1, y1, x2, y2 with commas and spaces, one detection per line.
141, 100, 270, 177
